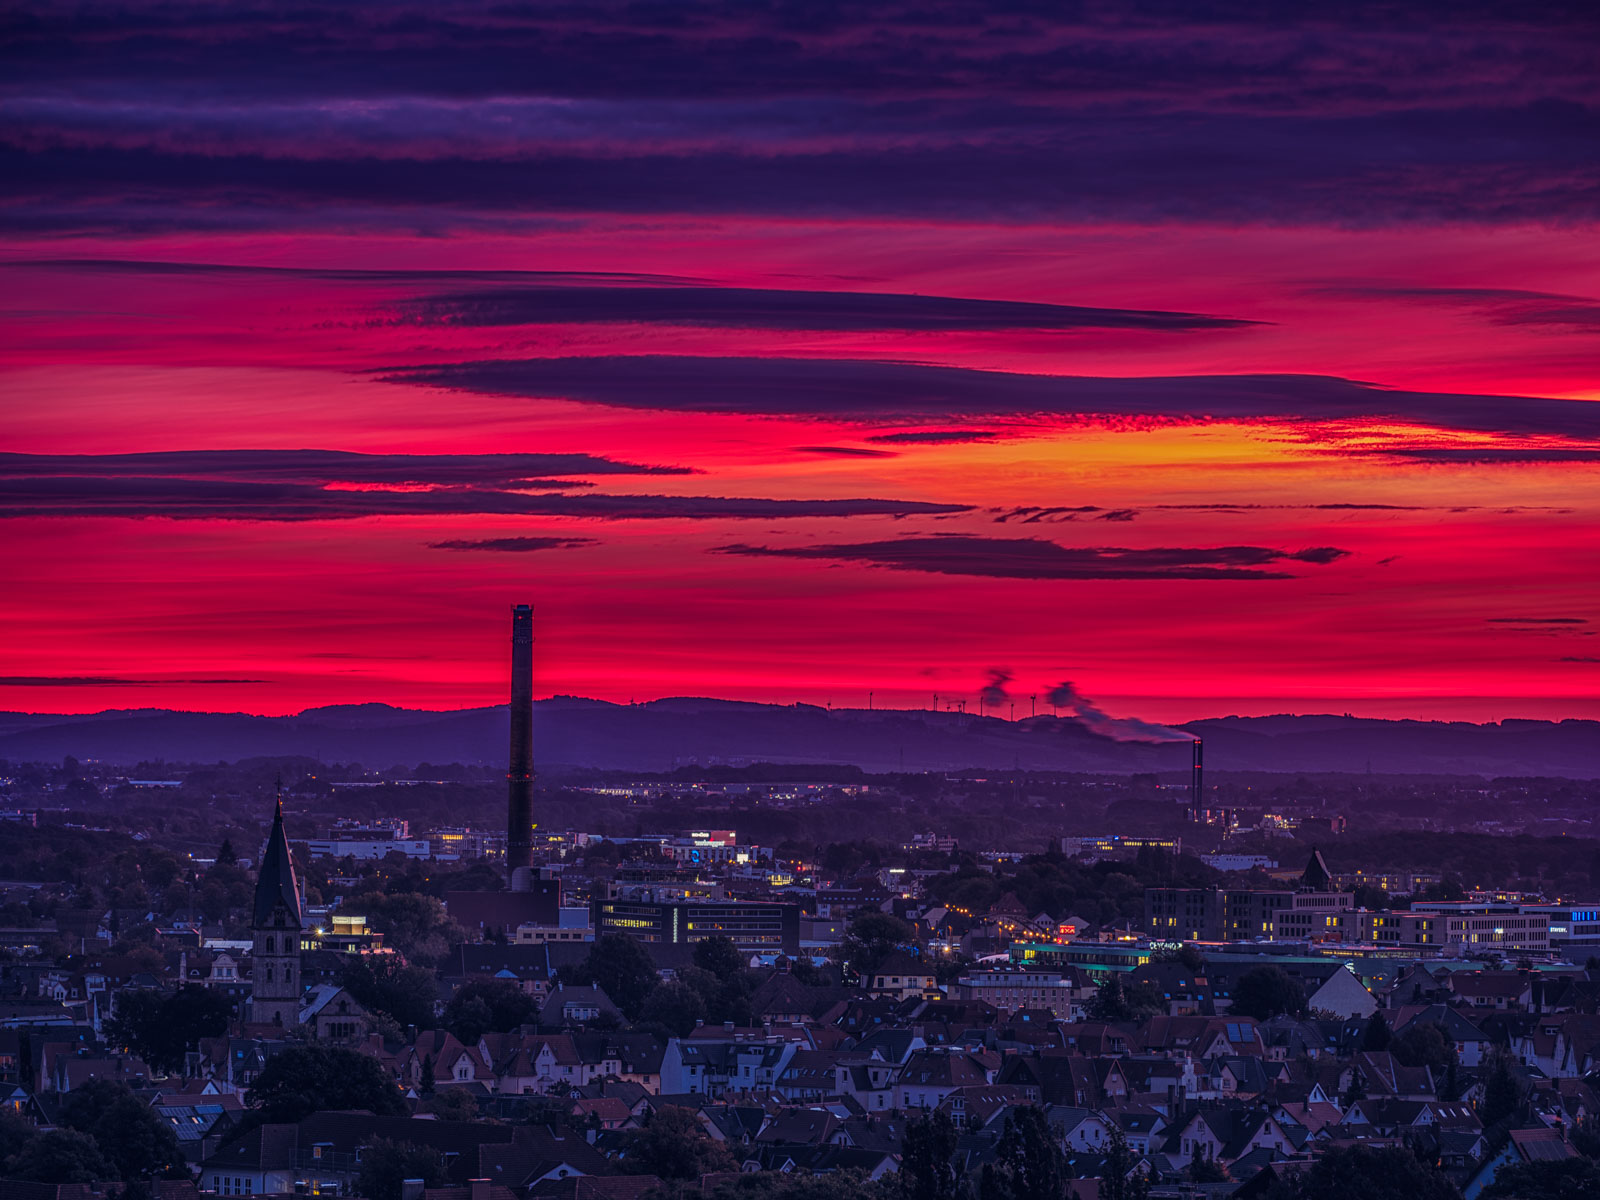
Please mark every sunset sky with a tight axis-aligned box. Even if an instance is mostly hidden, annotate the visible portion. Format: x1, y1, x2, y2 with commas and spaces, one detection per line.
3, 3, 1597, 722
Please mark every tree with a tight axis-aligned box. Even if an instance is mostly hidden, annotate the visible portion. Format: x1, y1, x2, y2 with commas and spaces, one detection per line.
700, 1171, 887, 1199
59, 1079, 185, 1180
1352, 885, 1391, 910
1230, 966, 1305, 1021
342, 892, 465, 966
1481, 1157, 1600, 1199
640, 979, 707, 1037
246, 1045, 407, 1124
424, 1087, 477, 1122
1390, 1022, 1455, 1071
1479, 1048, 1524, 1127
1278, 1144, 1459, 1200
1360, 1012, 1392, 1051
1340, 1068, 1365, 1111
1100, 1126, 1150, 1200
626, 1105, 737, 1180
355, 1139, 448, 1200
0, 1109, 39, 1165
982, 1104, 1066, 1200
440, 977, 536, 1043
443, 994, 494, 1045
6, 1128, 114, 1183
1087, 976, 1161, 1023
1442, 1058, 1461, 1102
841, 912, 915, 979
419, 1053, 435, 1095
341, 955, 440, 1031
564, 934, 659, 1019
106, 984, 232, 1074
693, 935, 747, 979
217, 838, 238, 865
898, 1108, 961, 1200
678, 964, 756, 1028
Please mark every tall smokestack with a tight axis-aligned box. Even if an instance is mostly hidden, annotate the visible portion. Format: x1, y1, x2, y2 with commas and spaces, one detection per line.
506, 604, 535, 874
1190, 738, 1204, 816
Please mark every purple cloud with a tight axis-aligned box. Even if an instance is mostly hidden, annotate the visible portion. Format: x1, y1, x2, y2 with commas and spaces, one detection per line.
384, 356, 1600, 441
714, 535, 1350, 581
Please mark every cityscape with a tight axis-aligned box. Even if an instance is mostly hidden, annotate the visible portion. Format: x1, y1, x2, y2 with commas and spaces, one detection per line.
2, 606, 1598, 1200
4, 4, 1599, 1200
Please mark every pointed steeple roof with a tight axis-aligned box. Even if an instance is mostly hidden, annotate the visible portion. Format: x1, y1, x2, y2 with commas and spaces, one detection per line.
1301, 848, 1333, 892
253, 781, 302, 929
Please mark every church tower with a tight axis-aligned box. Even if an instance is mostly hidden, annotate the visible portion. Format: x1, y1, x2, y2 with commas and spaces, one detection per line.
250, 783, 303, 1027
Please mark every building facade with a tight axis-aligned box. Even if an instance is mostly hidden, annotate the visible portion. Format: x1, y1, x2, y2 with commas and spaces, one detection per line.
591, 898, 801, 955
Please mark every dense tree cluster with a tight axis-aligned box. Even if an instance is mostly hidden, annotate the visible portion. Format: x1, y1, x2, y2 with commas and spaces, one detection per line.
924, 848, 1218, 927
245, 1045, 408, 1125
354, 1139, 449, 1200
1258, 1145, 1461, 1200
561, 934, 763, 1033
0, 1081, 184, 1183
1230, 966, 1306, 1022
105, 985, 233, 1074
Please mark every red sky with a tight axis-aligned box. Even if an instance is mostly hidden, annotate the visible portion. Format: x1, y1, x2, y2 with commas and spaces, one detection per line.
2, 6, 1597, 722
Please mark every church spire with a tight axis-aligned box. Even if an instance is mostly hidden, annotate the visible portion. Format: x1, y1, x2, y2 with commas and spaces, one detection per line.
253, 781, 302, 930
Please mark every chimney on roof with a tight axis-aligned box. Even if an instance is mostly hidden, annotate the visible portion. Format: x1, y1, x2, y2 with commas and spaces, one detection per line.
470, 1180, 491, 1200
400, 1181, 425, 1200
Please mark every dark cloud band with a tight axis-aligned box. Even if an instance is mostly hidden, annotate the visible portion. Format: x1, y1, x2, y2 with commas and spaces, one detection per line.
399, 285, 1257, 333
0, 449, 690, 484
428, 537, 599, 551
383, 355, 1600, 441
0, 475, 966, 522
715, 535, 1350, 581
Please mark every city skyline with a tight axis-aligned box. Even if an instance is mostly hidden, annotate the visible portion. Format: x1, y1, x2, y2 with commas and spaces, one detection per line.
3, 4, 1598, 722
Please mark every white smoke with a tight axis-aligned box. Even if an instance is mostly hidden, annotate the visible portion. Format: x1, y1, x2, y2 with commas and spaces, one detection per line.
1046, 679, 1196, 743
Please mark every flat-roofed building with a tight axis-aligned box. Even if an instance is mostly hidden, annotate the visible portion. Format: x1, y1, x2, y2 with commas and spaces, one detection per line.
954, 966, 1094, 1014
592, 897, 800, 955
1520, 904, 1600, 951
1410, 902, 1550, 952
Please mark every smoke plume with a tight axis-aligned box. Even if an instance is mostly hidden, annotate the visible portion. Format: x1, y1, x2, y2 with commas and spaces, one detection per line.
980, 668, 1012, 709
1046, 680, 1196, 743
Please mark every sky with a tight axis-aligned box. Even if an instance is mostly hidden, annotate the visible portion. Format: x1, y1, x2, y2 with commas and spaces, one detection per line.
2, 2, 1597, 723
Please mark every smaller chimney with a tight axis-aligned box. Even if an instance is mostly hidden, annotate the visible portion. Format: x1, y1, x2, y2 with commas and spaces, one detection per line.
470, 1180, 491, 1200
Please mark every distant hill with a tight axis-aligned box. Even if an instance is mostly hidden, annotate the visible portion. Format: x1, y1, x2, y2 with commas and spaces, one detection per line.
0, 699, 1595, 777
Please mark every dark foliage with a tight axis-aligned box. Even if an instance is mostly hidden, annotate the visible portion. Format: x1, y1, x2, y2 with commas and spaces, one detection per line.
1230, 966, 1305, 1021
440, 976, 538, 1044
341, 955, 440, 1030
58, 1080, 186, 1180
355, 1139, 449, 1200
105, 984, 232, 1074
1262, 1144, 1460, 1200
898, 1109, 962, 1200
625, 1105, 737, 1181
563, 933, 659, 1019
245, 1044, 407, 1124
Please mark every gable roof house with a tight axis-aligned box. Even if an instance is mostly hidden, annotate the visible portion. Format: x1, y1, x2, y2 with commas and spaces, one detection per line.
894, 1049, 991, 1111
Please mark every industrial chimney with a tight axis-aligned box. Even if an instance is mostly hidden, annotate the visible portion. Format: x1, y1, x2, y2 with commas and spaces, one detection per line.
1189, 737, 1204, 817
506, 604, 535, 876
